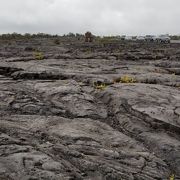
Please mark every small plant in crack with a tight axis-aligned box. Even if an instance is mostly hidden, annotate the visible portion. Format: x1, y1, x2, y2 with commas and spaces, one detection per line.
114, 75, 137, 83
33, 51, 44, 60
169, 174, 175, 180
93, 81, 107, 90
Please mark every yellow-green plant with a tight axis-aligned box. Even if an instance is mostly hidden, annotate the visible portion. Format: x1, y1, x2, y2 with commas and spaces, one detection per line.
93, 81, 107, 90
170, 174, 175, 180
33, 51, 44, 60
114, 75, 137, 83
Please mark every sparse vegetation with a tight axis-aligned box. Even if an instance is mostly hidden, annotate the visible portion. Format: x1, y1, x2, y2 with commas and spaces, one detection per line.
114, 75, 137, 83
93, 81, 107, 90
170, 174, 175, 180
96, 36, 121, 44
54, 38, 60, 45
33, 51, 44, 60
84, 48, 92, 54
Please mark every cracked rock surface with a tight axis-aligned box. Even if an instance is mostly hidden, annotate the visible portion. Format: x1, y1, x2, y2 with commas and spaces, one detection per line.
0, 39, 180, 180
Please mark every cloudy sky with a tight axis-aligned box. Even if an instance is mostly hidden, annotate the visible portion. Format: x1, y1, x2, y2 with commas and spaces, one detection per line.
0, 0, 179, 35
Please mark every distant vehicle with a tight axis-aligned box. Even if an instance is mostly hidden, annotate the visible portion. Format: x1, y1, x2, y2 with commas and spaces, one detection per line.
155, 35, 170, 43
125, 35, 171, 43
136, 36, 145, 41
124, 36, 133, 40
145, 35, 156, 42
144, 34, 170, 43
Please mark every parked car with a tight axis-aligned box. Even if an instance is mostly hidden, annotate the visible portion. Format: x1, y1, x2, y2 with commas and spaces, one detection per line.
145, 35, 156, 42
124, 36, 133, 40
155, 35, 171, 43
136, 36, 145, 41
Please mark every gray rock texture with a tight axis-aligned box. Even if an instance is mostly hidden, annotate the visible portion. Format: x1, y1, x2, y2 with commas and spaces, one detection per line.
0, 39, 179, 179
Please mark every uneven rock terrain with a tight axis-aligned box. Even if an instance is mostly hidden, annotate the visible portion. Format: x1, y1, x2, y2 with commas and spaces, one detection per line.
0, 38, 179, 180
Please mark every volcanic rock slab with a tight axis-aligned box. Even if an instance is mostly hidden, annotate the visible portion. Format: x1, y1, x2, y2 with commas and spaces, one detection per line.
0, 39, 179, 179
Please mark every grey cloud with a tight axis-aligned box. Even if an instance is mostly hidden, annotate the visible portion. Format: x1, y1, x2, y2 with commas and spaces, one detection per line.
0, 0, 179, 35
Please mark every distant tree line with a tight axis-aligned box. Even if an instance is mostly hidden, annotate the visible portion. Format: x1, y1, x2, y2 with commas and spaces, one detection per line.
170, 35, 180, 40
0, 32, 85, 40
1, 32, 179, 41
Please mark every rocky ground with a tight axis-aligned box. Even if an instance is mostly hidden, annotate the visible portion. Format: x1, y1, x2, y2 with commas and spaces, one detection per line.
0, 38, 179, 180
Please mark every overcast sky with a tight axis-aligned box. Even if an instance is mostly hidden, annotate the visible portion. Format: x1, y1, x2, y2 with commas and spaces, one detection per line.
0, 0, 179, 35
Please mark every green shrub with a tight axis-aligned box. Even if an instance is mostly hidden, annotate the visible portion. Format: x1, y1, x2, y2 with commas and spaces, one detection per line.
33, 51, 44, 60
